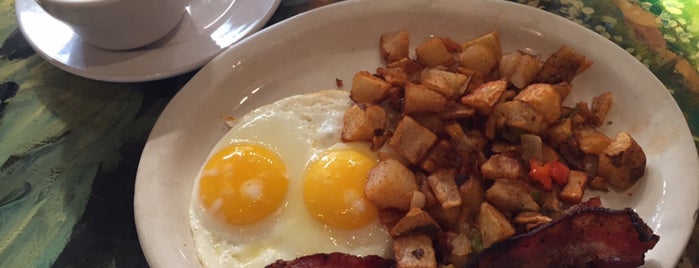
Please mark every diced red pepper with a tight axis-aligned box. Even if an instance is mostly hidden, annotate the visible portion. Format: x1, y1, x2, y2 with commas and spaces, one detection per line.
528, 159, 552, 190
549, 160, 570, 186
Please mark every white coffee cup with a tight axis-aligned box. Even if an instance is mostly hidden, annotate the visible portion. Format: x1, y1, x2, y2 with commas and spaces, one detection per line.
36, 0, 189, 50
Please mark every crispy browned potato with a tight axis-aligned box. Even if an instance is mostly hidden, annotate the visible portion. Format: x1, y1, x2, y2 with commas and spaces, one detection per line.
499, 51, 543, 89
341, 103, 387, 142
420, 140, 458, 173
416, 37, 456, 68
560, 170, 589, 204
480, 153, 526, 180
461, 31, 502, 58
427, 169, 462, 209
377, 141, 411, 166
377, 67, 410, 86
459, 31, 502, 74
403, 83, 448, 114
381, 30, 410, 63
365, 159, 419, 210
390, 207, 441, 237
574, 127, 612, 155
535, 45, 591, 84
551, 82, 573, 101
379, 208, 406, 229
460, 80, 507, 115
597, 132, 646, 190
425, 205, 461, 230
350, 71, 391, 104
544, 118, 573, 147
590, 92, 614, 127
387, 57, 424, 76
478, 202, 516, 248
458, 176, 486, 224
514, 83, 562, 124
394, 235, 437, 268
445, 123, 487, 157
389, 116, 439, 165
485, 179, 541, 212
485, 100, 546, 139
420, 69, 469, 99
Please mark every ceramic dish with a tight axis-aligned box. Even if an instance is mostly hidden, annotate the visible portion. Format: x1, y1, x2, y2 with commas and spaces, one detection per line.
15, 0, 280, 82
134, 0, 699, 267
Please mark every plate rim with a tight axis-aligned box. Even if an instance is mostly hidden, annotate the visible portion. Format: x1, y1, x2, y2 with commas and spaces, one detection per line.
135, 0, 699, 267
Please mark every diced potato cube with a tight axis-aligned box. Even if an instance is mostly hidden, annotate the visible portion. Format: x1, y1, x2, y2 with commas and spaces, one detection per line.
390, 207, 440, 237
350, 71, 391, 103
514, 83, 562, 124
420, 69, 469, 98
458, 176, 486, 224
480, 153, 526, 180
379, 208, 406, 229
341, 104, 387, 142
381, 30, 410, 63
478, 202, 516, 248
404, 83, 448, 114
535, 45, 592, 84
485, 100, 546, 139
458, 44, 498, 75
461, 31, 502, 59
394, 235, 437, 268
445, 123, 487, 158
574, 127, 612, 155
415, 37, 455, 68
389, 116, 439, 165
377, 141, 411, 167
552, 82, 573, 101
590, 92, 614, 127
485, 179, 540, 212
365, 159, 419, 210
460, 80, 507, 115
597, 132, 646, 190
559, 170, 589, 204
544, 118, 572, 147
420, 140, 457, 173
427, 169, 461, 209
377, 67, 410, 86
387, 57, 423, 76
499, 51, 543, 89
425, 205, 460, 229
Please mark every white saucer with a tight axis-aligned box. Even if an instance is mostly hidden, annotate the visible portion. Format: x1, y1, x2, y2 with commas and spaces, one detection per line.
15, 0, 281, 82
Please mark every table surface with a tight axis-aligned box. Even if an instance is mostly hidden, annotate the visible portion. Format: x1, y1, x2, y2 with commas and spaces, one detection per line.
0, 0, 697, 267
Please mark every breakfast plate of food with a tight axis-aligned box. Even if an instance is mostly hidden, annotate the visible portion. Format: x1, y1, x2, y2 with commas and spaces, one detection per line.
134, 0, 699, 267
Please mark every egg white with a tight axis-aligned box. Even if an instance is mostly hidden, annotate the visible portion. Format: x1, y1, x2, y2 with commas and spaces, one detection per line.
189, 90, 393, 268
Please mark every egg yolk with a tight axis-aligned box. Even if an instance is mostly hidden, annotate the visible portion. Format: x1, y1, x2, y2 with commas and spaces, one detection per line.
198, 144, 288, 225
302, 149, 379, 230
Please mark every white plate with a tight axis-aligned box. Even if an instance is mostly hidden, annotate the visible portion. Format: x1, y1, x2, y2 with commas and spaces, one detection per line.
134, 0, 699, 267
15, 0, 280, 82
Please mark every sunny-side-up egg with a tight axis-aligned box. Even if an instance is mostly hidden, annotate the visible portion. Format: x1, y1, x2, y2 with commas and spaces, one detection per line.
189, 90, 393, 268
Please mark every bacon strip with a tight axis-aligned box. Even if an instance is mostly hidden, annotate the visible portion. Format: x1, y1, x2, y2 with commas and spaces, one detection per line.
476, 207, 659, 268
265, 252, 395, 268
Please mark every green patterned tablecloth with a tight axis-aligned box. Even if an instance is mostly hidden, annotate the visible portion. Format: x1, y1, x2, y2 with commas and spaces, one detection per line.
0, 0, 697, 267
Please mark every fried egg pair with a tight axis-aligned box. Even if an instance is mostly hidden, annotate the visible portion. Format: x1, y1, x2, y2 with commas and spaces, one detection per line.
189, 90, 392, 268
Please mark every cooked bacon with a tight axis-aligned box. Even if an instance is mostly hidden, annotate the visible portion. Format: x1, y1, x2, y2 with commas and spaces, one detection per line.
476, 206, 659, 268
266, 253, 394, 268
